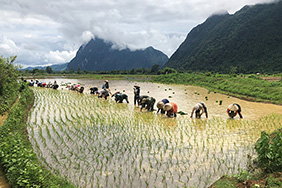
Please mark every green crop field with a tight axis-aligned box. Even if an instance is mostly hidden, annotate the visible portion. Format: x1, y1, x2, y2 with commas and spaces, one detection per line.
27, 87, 282, 187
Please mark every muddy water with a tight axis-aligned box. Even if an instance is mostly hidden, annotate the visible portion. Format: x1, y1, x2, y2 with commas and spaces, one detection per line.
39, 78, 282, 120
28, 78, 282, 188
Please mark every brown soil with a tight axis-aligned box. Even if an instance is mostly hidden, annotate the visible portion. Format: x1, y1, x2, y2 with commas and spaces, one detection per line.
261, 77, 281, 82
209, 172, 282, 188
0, 114, 10, 188
0, 165, 10, 188
236, 172, 282, 188
0, 112, 8, 126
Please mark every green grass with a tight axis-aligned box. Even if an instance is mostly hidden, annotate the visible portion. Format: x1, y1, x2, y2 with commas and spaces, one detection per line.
26, 86, 282, 187
153, 72, 282, 104
0, 84, 75, 188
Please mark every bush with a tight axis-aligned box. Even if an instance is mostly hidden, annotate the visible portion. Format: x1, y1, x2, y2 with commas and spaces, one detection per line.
0, 56, 19, 115
0, 82, 75, 188
0, 132, 44, 187
255, 129, 282, 172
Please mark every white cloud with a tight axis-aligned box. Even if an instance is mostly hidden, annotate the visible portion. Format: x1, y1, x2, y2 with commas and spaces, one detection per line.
46, 50, 77, 64
0, 0, 277, 67
80, 31, 94, 44
0, 36, 19, 56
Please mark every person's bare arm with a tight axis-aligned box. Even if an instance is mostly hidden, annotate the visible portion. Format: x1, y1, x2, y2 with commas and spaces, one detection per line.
238, 111, 243, 118
190, 107, 195, 118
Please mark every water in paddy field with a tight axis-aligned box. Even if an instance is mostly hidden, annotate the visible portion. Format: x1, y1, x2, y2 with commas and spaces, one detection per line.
27, 78, 282, 188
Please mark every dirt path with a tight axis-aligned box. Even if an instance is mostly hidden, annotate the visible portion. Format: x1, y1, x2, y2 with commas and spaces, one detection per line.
261, 76, 281, 81
0, 112, 8, 126
0, 114, 11, 188
0, 113, 10, 187
0, 165, 10, 188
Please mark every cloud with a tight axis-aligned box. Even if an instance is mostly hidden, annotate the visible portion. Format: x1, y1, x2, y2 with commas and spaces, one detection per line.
81, 31, 94, 44
0, 36, 19, 56
0, 0, 277, 67
46, 50, 77, 64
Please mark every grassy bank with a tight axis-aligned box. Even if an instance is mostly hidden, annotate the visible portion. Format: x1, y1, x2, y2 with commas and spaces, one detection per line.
210, 129, 282, 188
23, 74, 156, 81
0, 83, 75, 187
153, 72, 282, 104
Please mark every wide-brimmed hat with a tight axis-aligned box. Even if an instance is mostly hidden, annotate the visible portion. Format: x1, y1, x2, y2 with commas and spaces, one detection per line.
141, 98, 147, 103
228, 104, 238, 111
163, 103, 172, 111
134, 85, 140, 88
105, 80, 108, 82
157, 101, 164, 109
228, 110, 237, 118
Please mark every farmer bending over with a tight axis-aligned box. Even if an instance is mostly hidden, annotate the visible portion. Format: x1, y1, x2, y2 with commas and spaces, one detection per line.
98, 89, 109, 99
190, 102, 208, 119
163, 102, 178, 117
112, 92, 129, 103
227, 103, 243, 118
157, 99, 170, 114
140, 97, 156, 111
138, 95, 149, 106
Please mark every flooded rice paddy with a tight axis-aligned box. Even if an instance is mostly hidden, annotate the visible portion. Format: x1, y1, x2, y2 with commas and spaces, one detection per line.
27, 79, 282, 187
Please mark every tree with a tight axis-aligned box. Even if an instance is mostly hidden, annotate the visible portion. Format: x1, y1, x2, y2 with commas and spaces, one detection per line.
77, 68, 81, 74
129, 68, 135, 74
0, 56, 18, 95
229, 66, 238, 75
69, 68, 75, 74
32, 68, 40, 75
160, 67, 178, 74
151, 64, 160, 74
0, 56, 19, 114
46, 66, 53, 74
135, 68, 143, 74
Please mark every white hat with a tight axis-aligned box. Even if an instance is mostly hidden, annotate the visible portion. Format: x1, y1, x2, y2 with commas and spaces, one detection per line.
163, 103, 172, 111
157, 101, 164, 109
141, 98, 147, 103
228, 104, 238, 111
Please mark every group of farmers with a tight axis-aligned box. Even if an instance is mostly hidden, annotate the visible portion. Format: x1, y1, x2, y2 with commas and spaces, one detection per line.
133, 85, 179, 118
26, 78, 243, 119
90, 80, 243, 119
24, 78, 59, 90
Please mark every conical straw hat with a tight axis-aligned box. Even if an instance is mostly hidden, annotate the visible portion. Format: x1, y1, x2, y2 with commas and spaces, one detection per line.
228, 104, 238, 111
163, 103, 172, 111
157, 101, 164, 109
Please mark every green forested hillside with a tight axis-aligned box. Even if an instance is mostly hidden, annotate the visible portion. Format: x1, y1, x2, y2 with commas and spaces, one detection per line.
67, 38, 168, 71
165, 1, 282, 73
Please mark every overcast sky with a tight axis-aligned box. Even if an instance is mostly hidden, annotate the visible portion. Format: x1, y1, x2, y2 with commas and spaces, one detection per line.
0, 0, 276, 67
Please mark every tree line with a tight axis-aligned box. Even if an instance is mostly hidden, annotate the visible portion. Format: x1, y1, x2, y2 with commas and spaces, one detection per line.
19, 64, 178, 76
0, 56, 20, 115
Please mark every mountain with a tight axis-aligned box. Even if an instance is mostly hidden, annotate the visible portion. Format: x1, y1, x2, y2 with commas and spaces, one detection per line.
22, 63, 68, 71
67, 38, 168, 71
49, 63, 68, 71
164, 1, 282, 73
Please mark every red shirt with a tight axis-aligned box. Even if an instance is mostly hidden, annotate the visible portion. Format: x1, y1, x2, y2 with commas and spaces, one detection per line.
170, 102, 178, 113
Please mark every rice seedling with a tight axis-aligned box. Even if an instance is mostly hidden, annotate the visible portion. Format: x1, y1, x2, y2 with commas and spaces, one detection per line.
26, 83, 282, 188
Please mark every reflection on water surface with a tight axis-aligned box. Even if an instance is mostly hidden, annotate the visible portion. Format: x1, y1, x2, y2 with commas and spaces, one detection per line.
27, 78, 282, 187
